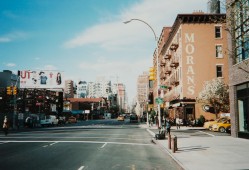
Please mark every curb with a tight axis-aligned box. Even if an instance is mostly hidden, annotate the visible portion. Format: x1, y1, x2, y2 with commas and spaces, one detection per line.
147, 128, 187, 170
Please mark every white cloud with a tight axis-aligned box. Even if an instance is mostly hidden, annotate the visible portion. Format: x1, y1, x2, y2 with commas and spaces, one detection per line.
63, 0, 207, 103
0, 37, 11, 43
5, 63, 16, 67
35, 65, 58, 71
63, 0, 207, 49
0, 31, 28, 43
43, 65, 58, 70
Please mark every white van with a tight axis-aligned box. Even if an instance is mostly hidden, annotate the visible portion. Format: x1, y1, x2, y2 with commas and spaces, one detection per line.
40, 115, 58, 127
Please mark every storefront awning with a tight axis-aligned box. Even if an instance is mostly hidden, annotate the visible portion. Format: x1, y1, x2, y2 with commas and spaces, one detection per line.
71, 110, 85, 114
172, 103, 181, 107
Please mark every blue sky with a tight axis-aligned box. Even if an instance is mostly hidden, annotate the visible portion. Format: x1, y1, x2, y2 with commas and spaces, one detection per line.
0, 0, 209, 104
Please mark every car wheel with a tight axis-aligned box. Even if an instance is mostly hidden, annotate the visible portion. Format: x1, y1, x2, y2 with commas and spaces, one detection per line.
219, 127, 226, 133
208, 126, 212, 131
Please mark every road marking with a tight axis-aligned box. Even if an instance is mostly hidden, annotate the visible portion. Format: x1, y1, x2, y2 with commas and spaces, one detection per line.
49, 142, 57, 146
198, 130, 215, 137
0, 136, 150, 140
42, 142, 57, 147
0, 142, 8, 145
0, 140, 153, 146
100, 142, 107, 148
78, 166, 84, 170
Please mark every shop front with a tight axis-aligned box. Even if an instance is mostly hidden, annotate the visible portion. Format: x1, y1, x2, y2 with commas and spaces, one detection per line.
237, 83, 249, 139
167, 99, 196, 126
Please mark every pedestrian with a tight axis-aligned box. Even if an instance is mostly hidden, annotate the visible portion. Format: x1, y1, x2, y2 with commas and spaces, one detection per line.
156, 115, 159, 128
149, 116, 153, 127
166, 118, 171, 135
176, 118, 181, 129
3, 116, 9, 136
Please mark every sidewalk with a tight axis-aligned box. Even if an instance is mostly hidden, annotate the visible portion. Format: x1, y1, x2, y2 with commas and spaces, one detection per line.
140, 123, 249, 170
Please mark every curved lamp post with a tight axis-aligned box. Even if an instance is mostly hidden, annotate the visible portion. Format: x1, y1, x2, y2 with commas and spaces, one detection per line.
124, 18, 161, 127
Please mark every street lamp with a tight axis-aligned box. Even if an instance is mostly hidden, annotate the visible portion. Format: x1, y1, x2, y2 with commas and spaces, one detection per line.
124, 18, 161, 127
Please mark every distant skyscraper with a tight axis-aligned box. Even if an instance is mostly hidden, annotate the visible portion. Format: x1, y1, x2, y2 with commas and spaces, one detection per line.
207, 0, 220, 14
137, 71, 149, 114
87, 82, 95, 98
77, 81, 87, 98
64, 80, 74, 98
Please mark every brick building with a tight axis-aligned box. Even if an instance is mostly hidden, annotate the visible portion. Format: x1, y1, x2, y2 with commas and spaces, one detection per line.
154, 12, 229, 121
227, 0, 249, 139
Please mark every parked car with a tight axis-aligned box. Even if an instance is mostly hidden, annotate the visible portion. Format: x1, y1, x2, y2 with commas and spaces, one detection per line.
203, 116, 230, 130
68, 116, 77, 123
104, 113, 112, 119
130, 114, 138, 123
117, 115, 125, 121
211, 119, 231, 133
58, 116, 66, 125
40, 115, 58, 127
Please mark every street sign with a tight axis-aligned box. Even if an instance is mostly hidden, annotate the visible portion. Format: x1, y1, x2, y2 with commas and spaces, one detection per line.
155, 97, 164, 105
160, 85, 168, 89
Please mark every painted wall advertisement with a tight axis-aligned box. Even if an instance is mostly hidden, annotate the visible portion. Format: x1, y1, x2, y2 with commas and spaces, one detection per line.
19, 70, 65, 89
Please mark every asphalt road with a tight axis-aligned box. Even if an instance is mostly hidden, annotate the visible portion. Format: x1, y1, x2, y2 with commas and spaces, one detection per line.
0, 119, 183, 170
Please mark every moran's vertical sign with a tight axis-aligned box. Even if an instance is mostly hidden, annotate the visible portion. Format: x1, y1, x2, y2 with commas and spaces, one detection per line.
185, 33, 195, 96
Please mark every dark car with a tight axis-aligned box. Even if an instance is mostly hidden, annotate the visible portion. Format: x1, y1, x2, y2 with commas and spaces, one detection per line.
58, 116, 66, 125
130, 114, 138, 123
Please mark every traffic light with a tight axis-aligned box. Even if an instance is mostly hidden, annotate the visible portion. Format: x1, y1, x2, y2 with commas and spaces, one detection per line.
13, 86, 18, 95
6, 86, 12, 95
149, 67, 155, 80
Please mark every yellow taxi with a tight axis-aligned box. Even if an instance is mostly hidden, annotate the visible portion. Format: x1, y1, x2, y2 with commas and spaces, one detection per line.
203, 116, 230, 130
211, 119, 231, 133
117, 115, 125, 121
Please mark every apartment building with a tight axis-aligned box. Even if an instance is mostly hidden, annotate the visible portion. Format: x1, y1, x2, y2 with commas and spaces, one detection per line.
76, 81, 87, 98
227, 0, 249, 139
156, 12, 228, 121
64, 80, 74, 98
87, 82, 95, 98
0, 70, 19, 88
114, 83, 127, 113
137, 71, 149, 113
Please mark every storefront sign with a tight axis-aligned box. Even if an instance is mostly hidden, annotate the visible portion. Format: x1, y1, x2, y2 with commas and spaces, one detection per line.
185, 33, 195, 96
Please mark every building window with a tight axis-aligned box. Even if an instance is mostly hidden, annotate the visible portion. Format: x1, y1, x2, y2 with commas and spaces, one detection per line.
233, 0, 249, 63
216, 45, 223, 58
216, 65, 223, 78
215, 26, 222, 38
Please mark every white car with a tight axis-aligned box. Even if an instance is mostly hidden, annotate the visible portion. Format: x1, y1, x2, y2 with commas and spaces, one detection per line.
40, 115, 58, 127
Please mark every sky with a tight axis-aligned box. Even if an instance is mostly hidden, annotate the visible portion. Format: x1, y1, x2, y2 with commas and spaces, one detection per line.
0, 0, 209, 105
